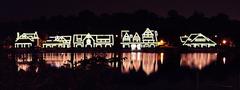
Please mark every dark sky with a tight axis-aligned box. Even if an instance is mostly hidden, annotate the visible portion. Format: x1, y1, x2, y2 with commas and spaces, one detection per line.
1, 0, 240, 22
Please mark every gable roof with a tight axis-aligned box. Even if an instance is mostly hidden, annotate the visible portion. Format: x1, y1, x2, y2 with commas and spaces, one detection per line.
83, 33, 95, 41
142, 28, 154, 35
54, 36, 67, 42
16, 32, 39, 42
182, 33, 216, 45
123, 32, 130, 38
133, 32, 141, 40
45, 35, 71, 43
180, 35, 188, 43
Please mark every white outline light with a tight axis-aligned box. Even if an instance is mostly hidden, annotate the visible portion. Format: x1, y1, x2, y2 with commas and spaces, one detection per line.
43, 35, 72, 48
180, 33, 217, 48
121, 28, 159, 50
15, 31, 39, 48
73, 33, 114, 48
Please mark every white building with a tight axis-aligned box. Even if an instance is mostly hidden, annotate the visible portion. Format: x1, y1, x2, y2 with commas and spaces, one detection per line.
141, 28, 158, 48
15, 31, 39, 48
43, 35, 72, 48
180, 33, 217, 48
121, 31, 141, 50
73, 33, 114, 48
121, 28, 159, 50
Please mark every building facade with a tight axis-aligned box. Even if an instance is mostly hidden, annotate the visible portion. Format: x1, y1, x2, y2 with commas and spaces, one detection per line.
121, 28, 159, 50
15, 31, 39, 48
180, 33, 217, 48
43, 35, 72, 48
73, 33, 114, 48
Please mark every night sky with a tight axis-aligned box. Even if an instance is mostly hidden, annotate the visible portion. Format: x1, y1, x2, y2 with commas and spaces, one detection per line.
1, 0, 240, 22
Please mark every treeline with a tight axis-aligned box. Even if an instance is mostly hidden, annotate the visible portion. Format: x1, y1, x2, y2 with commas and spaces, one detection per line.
0, 10, 240, 46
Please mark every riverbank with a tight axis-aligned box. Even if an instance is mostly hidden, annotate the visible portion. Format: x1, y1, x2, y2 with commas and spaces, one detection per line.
3, 46, 238, 53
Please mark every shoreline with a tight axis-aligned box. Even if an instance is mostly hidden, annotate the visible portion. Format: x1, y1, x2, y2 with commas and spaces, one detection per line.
2, 47, 237, 53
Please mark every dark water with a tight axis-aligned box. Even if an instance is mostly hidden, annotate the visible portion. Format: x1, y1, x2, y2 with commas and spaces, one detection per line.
13, 52, 230, 74
3, 51, 240, 90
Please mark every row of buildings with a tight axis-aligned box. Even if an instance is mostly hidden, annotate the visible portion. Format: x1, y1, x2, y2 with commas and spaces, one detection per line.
14, 28, 217, 50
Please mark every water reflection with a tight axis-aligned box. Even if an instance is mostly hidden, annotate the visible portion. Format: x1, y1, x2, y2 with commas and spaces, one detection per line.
43, 53, 71, 67
15, 53, 32, 62
15, 53, 32, 71
14, 52, 164, 75
222, 57, 226, 64
14, 52, 223, 74
121, 52, 163, 75
180, 53, 218, 70
160, 53, 164, 64
16, 53, 115, 70
17, 63, 29, 71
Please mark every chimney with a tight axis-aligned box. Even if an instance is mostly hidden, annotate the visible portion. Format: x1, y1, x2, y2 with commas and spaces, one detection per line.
16, 32, 20, 42
17, 32, 20, 38
34, 31, 38, 38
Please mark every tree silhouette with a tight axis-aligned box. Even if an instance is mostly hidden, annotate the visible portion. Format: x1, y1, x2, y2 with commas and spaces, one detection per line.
0, 9, 239, 47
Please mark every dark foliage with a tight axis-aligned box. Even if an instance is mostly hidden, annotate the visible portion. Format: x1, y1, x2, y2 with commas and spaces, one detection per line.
0, 10, 239, 46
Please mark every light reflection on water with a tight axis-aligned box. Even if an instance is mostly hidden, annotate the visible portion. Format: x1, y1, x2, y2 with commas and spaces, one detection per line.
15, 53, 32, 62
15, 53, 114, 69
15, 52, 164, 75
121, 52, 161, 75
17, 63, 29, 71
180, 53, 218, 70
14, 52, 222, 75
222, 57, 226, 64
43, 53, 71, 67
42, 53, 114, 67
